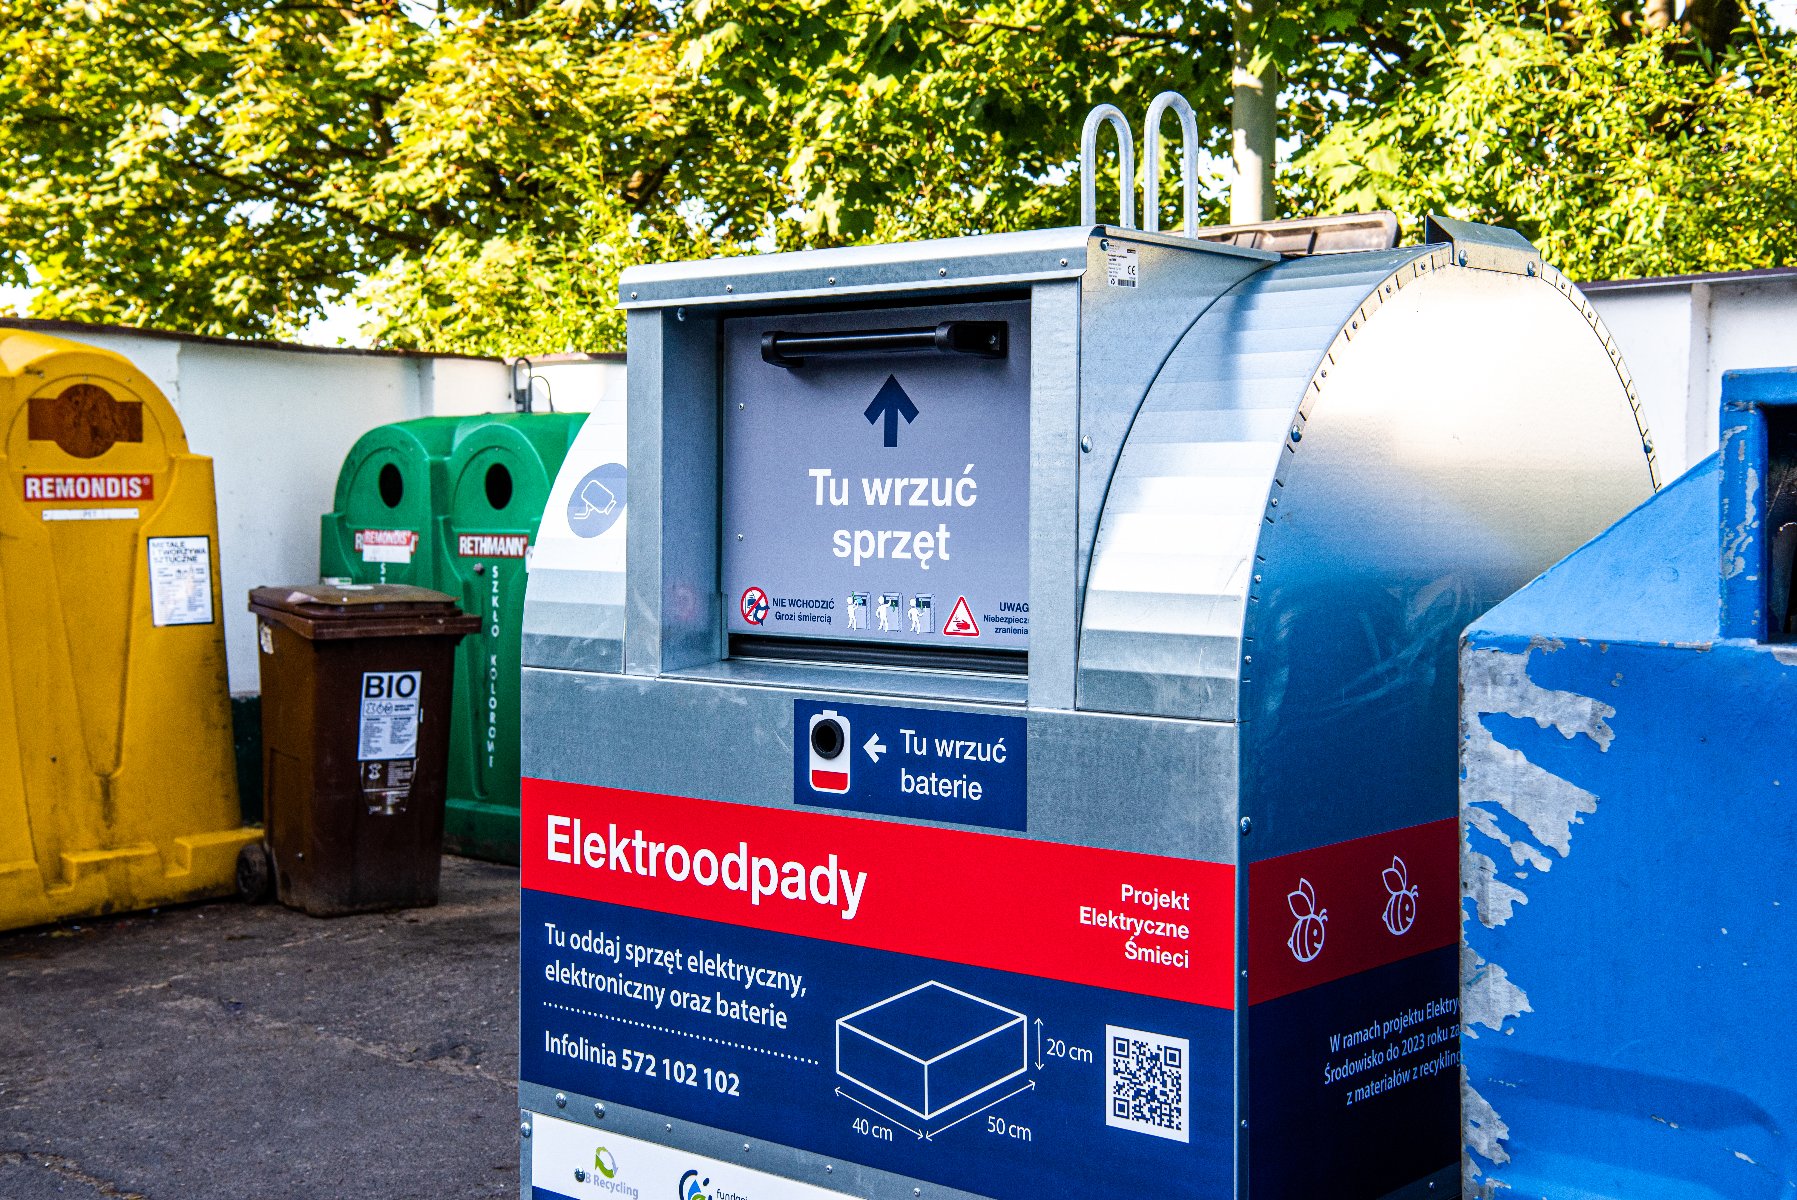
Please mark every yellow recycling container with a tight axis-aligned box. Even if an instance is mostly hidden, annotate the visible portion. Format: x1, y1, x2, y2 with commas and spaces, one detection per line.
0, 329, 256, 931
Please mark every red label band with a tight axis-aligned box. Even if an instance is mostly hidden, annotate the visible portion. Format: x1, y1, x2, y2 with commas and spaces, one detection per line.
353, 529, 418, 550
522, 780, 1237, 1008
1247, 818, 1458, 1004
22, 473, 153, 502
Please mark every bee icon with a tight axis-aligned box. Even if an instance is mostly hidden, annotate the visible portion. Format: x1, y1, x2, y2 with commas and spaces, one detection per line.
1286, 878, 1327, 962
1381, 856, 1418, 936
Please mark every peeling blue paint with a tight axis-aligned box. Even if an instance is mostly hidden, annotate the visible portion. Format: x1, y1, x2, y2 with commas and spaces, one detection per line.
1460, 369, 1797, 1200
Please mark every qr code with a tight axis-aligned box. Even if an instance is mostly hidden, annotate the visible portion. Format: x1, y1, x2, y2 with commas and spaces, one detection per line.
1105, 1024, 1189, 1142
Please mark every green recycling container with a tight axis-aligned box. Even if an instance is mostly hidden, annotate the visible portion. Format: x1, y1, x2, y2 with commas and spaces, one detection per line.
320, 413, 586, 863
437, 415, 585, 862
320, 420, 460, 588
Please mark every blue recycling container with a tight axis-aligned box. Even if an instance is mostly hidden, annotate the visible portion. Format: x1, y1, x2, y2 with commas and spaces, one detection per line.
1459, 367, 1797, 1198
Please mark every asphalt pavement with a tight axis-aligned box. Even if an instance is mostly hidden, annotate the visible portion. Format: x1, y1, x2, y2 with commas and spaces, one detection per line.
0, 857, 520, 1199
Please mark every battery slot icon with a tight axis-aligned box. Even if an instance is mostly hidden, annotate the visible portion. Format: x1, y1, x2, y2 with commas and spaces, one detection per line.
809, 710, 851, 794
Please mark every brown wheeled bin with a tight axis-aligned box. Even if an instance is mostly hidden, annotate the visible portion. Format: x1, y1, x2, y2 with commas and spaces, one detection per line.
241, 584, 479, 916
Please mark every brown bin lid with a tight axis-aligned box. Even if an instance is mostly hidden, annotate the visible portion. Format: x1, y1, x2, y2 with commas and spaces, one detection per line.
249, 583, 481, 641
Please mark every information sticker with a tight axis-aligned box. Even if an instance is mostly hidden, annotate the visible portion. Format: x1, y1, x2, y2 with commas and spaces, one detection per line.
1105, 245, 1139, 288
146, 536, 215, 627
357, 670, 421, 761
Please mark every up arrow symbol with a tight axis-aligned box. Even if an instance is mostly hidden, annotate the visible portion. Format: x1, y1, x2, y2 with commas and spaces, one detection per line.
864, 375, 919, 448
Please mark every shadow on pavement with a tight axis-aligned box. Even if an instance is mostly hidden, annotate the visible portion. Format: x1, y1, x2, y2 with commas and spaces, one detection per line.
0, 857, 519, 1200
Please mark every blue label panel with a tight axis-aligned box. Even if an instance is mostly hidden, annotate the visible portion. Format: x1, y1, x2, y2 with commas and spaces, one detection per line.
793, 699, 1025, 831
1248, 946, 1460, 1197
520, 890, 1232, 1200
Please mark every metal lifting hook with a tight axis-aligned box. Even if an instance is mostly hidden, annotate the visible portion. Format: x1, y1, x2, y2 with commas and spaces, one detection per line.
1142, 91, 1199, 235
1078, 104, 1135, 229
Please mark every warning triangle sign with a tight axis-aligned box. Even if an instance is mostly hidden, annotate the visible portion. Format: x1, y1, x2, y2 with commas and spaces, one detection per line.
942, 595, 980, 637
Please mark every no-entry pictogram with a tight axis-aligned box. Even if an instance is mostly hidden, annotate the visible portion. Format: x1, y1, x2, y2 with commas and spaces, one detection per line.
740, 586, 771, 625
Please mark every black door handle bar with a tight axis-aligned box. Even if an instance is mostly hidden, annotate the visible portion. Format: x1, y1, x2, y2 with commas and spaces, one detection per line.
760, 321, 1007, 368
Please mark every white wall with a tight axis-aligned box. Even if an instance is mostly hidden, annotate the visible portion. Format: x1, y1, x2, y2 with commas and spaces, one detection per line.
8, 321, 511, 692
1587, 271, 1797, 483
517, 355, 626, 414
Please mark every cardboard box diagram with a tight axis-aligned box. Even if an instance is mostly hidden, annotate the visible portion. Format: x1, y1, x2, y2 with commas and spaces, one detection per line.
835, 982, 1028, 1120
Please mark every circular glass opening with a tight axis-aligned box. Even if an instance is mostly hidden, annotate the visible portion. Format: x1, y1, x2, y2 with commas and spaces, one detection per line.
378, 463, 404, 508
485, 463, 514, 510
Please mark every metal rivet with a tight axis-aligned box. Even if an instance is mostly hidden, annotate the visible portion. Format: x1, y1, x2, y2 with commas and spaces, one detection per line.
1080, 435, 1092, 453
630, 291, 638, 300
1525, 263, 1536, 277
1099, 239, 1110, 251
825, 1166, 834, 1174
737, 533, 744, 541
1240, 1119, 1249, 1130
937, 268, 947, 277
1253, 574, 1262, 583
555, 1093, 567, 1109
915, 1191, 922, 1197
520, 1121, 532, 1138
472, 562, 485, 575
725, 284, 734, 293
827, 276, 836, 285
1059, 258, 1068, 267
666, 1124, 673, 1132
576, 1168, 589, 1183
1289, 426, 1301, 442
676, 307, 686, 322
745, 1143, 752, 1152
1240, 969, 1248, 978
1240, 817, 1253, 836
1269, 497, 1279, 507
1243, 655, 1252, 664
1458, 252, 1468, 266
738, 402, 744, 410
595, 1103, 605, 1119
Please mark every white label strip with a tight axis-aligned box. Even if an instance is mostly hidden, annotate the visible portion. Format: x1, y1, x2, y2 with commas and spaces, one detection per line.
362, 543, 414, 564
530, 1117, 861, 1200
42, 508, 139, 522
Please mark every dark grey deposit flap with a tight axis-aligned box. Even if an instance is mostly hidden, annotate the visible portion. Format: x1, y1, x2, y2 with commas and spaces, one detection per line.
721, 299, 1031, 653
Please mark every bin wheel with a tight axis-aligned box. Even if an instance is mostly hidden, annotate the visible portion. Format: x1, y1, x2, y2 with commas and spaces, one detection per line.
235, 842, 273, 904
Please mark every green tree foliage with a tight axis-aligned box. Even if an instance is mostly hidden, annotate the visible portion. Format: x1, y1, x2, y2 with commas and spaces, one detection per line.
0, 0, 774, 351
682, 0, 1457, 245
1297, 2, 1797, 279
0, 1, 1790, 352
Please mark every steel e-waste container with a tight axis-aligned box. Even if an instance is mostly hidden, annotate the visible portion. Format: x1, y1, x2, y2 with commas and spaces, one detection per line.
0, 329, 255, 932
248, 584, 478, 916
1459, 367, 1797, 1199
512, 100, 1658, 1200
323, 413, 585, 862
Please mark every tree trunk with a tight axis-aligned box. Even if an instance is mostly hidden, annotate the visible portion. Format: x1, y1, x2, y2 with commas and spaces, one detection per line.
1683, 0, 1744, 55
1231, 0, 1276, 223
